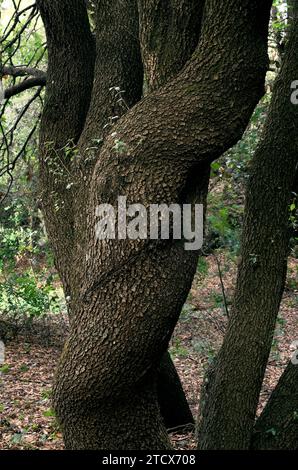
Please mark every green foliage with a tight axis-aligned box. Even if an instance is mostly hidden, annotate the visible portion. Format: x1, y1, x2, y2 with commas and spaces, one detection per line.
0, 197, 65, 332
211, 97, 269, 183
41, 389, 52, 400
0, 363, 10, 374
286, 263, 298, 291
0, 271, 62, 320
0, 7, 61, 336
11, 433, 23, 445
112, 137, 128, 155
206, 97, 270, 254
289, 193, 297, 225
0, 225, 39, 269
289, 193, 298, 257
207, 193, 243, 253
197, 257, 209, 277
272, 0, 289, 34
1, 9, 46, 70
210, 291, 225, 308
170, 339, 189, 358
43, 408, 56, 418
180, 302, 195, 323
1, 7, 46, 203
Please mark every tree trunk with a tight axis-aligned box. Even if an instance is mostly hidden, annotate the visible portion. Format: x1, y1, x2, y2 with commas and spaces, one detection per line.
137, 0, 207, 430
198, 11, 298, 450
138, 0, 205, 92
252, 362, 298, 449
38, 0, 272, 449
36, 0, 95, 297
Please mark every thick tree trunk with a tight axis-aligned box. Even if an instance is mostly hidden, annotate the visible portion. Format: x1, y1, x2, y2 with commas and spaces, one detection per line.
198, 13, 298, 450
53, 162, 211, 449
38, 0, 194, 429
38, 0, 272, 449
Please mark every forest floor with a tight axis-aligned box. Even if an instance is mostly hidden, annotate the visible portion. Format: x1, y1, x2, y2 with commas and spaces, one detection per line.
0, 253, 297, 450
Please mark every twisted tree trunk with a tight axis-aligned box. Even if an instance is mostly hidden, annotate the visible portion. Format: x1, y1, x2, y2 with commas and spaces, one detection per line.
38, 0, 196, 431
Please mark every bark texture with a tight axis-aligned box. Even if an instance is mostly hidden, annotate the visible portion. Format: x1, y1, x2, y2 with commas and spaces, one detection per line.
72, 0, 144, 298
251, 7, 298, 452
198, 13, 298, 450
138, 0, 205, 91
36, 0, 95, 296
37, 0, 195, 434
38, 0, 272, 449
137, 0, 207, 429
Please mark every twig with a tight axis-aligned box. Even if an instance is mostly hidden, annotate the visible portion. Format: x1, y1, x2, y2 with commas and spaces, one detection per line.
214, 253, 230, 318
167, 423, 195, 434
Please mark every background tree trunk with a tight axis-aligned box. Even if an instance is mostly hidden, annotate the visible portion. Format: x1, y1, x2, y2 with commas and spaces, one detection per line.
251, 5, 298, 451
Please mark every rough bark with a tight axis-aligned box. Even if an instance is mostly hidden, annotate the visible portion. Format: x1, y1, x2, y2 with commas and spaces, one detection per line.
252, 362, 298, 449
251, 0, 298, 452
79, 0, 144, 149
137, 0, 207, 429
138, 0, 205, 92
72, 0, 144, 297
198, 13, 298, 450
37, 0, 194, 434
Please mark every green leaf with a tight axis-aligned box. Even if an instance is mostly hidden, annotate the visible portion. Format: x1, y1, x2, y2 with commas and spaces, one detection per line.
43, 408, 56, 417
0, 364, 10, 374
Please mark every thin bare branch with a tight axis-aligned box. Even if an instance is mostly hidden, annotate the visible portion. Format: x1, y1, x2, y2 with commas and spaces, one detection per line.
4, 76, 46, 99
1, 65, 45, 78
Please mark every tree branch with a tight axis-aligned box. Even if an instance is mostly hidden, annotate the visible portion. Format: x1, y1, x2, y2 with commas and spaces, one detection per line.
138, 0, 205, 92
4, 76, 46, 99
36, 0, 96, 294
79, 0, 143, 146
37, 0, 95, 146
2, 65, 45, 78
